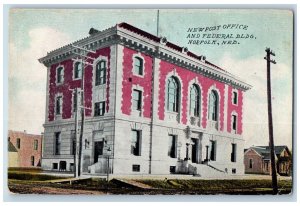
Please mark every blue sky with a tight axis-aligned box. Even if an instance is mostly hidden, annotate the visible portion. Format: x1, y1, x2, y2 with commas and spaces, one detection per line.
8, 9, 293, 148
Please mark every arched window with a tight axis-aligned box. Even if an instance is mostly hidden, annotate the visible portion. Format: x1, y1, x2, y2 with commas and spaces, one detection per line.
95, 60, 106, 86
134, 57, 143, 75
74, 62, 82, 79
208, 90, 218, 121
57, 66, 64, 84
190, 84, 200, 117
167, 76, 180, 112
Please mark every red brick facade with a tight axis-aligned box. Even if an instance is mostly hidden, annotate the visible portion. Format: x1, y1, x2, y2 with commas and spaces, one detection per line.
8, 130, 42, 167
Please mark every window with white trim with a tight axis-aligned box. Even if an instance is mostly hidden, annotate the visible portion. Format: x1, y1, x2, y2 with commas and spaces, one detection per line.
190, 84, 200, 117
95, 60, 106, 86
132, 89, 142, 111
208, 90, 218, 121
167, 76, 180, 112
74, 62, 82, 79
94, 101, 105, 116
57, 66, 64, 84
56, 96, 63, 115
133, 56, 143, 75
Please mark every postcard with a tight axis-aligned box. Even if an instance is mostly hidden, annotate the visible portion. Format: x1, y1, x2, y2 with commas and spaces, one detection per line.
7, 8, 293, 196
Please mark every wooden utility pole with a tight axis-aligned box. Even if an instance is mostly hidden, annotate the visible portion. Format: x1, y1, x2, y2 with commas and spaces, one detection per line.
264, 47, 278, 195
78, 61, 85, 177
72, 45, 95, 177
74, 88, 79, 178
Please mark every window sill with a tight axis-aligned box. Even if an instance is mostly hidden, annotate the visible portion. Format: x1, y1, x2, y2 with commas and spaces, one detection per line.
131, 109, 142, 117
165, 111, 180, 123
55, 115, 62, 120
132, 73, 145, 78
94, 84, 106, 88
208, 120, 218, 130
189, 116, 201, 126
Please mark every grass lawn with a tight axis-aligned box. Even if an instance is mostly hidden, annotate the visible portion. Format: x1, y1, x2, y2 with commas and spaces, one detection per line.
7, 170, 292, 195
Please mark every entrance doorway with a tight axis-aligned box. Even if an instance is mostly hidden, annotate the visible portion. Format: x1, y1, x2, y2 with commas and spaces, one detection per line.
94, 141, 103, 163
191, 138, 199, 163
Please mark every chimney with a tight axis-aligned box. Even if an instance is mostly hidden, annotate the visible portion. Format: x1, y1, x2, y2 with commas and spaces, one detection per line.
89, 28, 99, 35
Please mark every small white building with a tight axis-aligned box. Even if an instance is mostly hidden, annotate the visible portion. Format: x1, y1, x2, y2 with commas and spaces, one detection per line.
39, 23, 251, 177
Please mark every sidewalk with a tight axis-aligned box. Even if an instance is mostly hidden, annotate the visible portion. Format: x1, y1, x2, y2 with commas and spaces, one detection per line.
40, 171, 292, 181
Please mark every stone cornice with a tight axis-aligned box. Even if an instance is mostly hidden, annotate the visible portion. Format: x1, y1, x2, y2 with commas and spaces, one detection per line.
39, 24, 252, 91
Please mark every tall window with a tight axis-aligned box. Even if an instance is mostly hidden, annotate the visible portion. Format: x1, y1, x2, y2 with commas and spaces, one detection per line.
208, 90, 218, 121
249, 159, 253, 169
131, 130, 141, 156
167, 77, 180, 112
73, 92, 78, 113
31, 156, 35, 166
57, 66, 64, 84
95, 60, 106, 86
210, 140, 216, 161
74, 62, 82, 79
232, 91, 238, 105
190, 84, 200, 117
54, 132, 61, 155
134, 57, 143, 75
168, 135, 177, 158
94, 101, 105, 116
56, 96, 62, 115
232, 114, 237, 132
231, 143, 237, 162
16, 138, 21, 149
33, 140, 38, 150
132, 89, 142, 111
70, 130, 76, 155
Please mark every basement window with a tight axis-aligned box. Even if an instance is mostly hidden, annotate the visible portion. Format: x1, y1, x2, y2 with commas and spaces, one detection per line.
132, 164, 140, 172
232, 168, 236, 174
170, 166, 176, 174
52, 163, 58, 170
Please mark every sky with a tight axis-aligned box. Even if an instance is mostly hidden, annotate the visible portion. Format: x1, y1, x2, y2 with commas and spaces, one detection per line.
8, 9, 293, 149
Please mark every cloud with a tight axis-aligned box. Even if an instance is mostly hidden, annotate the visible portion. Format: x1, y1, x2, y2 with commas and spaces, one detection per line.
218, 53, 293, 148
9, 27, 72, 134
